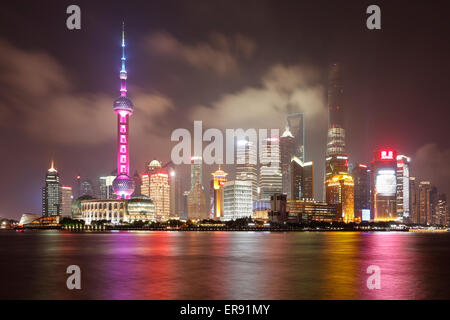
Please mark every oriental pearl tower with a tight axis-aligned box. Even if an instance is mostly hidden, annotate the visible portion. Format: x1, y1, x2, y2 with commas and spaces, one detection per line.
112, 22, 135, 199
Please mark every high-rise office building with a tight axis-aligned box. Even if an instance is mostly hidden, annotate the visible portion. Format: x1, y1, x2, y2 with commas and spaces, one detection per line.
287, 113, 305, 161
290, 156, 314, 200
418, 181, 432, 225
112, 23, 135, 199
396, 155, 411, 221
280, 125, 295, 197
162, 162, 182, 217
99, 176, 116, 199
149, 171, 170, 221
61, 186, 73, 218
141, 160, 162, 198
259, 137, 282, 201
236, 138, 258, 201
409, 177, 419, 224
187, 156, 208, 220
325, 154, 349, 182
326, 174, 354, 223
223, 180, 253, 221
211, 167, 228, 220
351, 164, 370, 222
326, 63, 345, 156
430, 186, 439, 225
371, 149, 398, 221
437, 194, 448, 226
42, 161, 62, 217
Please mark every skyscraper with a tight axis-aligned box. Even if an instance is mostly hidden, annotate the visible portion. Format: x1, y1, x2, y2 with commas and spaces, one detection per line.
187, 156, 208, 220
326, 174, 354, 223
371, 149, 398, 221
437, 194, 448, 226
236, 138, 258, 201
326, 63, 345, 156
351, 164, 370, 221
409, 177, 419, 224
150, 171, 170, 221
418, 181, 432, 225
211, 167, 228, 220
396, 155, 411, 221
287, 113, 305, 161
61, 186, 73, 218
259, 137, 282, 201
80, 179, 95, 197
112, 22, 135, 199
99, 176, 116, 199
290, 156, 314, 200
280, 125, 295, 197
223, 181, 253, 221
42, 161, 62, 217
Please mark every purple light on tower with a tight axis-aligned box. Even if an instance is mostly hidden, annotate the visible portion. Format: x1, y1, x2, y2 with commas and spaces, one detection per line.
112, 22, 135, 199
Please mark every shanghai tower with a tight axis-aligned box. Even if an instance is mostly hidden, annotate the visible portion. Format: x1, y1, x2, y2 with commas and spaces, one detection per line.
326, 63, 345, 155
112, 23, 135, 199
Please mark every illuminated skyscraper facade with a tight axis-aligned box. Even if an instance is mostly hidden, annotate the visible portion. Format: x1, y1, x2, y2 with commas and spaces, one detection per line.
290, 156, 314, 200
418, 181, 432, 225
280, 126, 295, 197
326, 63, 345, 156
236, 139, 258, 201
371, 149, 398, 221
149, 172, 170, 221
396, 155, 411, 221
223, 180, 253, 221
259, 137, 282, 201
211, 167, 228, 220
61, 186, 73, 218
112, 23, 135, 199
326, 174, 354, 223
42, 161, 62, 217
99, 176, 116, 199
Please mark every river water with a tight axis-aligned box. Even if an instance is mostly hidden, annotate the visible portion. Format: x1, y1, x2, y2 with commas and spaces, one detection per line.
1, 230, 449, 299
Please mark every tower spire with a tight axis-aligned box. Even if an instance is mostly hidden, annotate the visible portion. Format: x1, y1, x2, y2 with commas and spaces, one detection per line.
120, 21, 128, 97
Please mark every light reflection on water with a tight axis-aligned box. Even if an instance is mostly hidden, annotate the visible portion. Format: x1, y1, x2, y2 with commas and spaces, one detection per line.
1, 230, 449, 299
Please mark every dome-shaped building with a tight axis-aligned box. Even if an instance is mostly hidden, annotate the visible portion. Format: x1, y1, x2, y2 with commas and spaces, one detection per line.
112, 174, 135, 199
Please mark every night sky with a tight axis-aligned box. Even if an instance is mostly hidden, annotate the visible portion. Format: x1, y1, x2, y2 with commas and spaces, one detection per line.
1, 0, 449, 220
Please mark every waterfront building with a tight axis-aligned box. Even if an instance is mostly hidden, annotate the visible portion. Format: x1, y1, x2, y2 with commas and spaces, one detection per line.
396, 155, 411, 221
42, 161, 62, 217
61, 186, 73, 218
223, 180, 253, 221
418, 181, 432, 225
280, 125, 295, 197
253, 200, 270, 220
147, 159, 162, 175
290, 156, 314, 200
99, 176, 116, 199
437, 194, 448, 226
409, 177, 419, 224
81, 196, 154, 225
211, 167, 228, 220
287, 200, 337, 223
112, 23, 135, 199
326, 174, 354, 223
259, 136, 282, 201
351, 164, 370, 222
236, 138, 258, 201
149, 171, 170, 221
370, 149, 398, 221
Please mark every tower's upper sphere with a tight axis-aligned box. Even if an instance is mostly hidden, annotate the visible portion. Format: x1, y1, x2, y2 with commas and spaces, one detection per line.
112, 174, 135, 198
113, 96, 134, 114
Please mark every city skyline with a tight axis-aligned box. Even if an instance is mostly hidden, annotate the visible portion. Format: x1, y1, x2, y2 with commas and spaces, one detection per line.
1, 1, 450, 219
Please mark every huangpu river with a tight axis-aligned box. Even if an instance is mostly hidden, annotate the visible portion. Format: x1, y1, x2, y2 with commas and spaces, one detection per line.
1, 230, 450, 299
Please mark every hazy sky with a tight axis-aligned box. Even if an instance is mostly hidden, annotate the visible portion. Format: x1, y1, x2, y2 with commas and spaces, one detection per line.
1, 0, 449, 219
